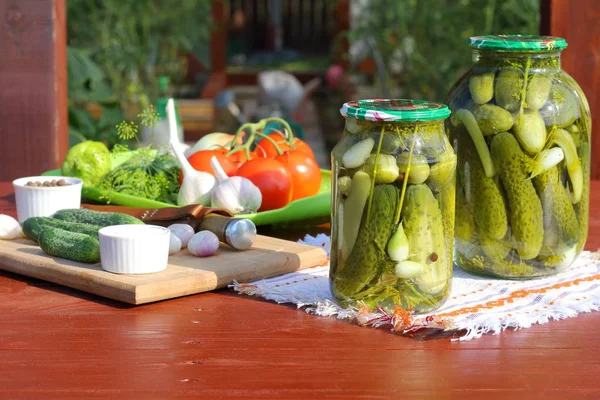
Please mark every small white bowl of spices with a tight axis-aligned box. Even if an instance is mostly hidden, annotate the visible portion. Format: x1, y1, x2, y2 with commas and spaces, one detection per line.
12, 176, 83, 223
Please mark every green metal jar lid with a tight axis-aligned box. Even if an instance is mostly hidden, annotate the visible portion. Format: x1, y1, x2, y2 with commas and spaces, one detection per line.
469, 35, 568, 51
340, 99, 451, 122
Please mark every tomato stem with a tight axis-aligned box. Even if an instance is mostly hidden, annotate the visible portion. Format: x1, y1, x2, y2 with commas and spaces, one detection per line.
227, 122, 260, 158
231, 122, 255, 148
261, 117, 294, 144
255, 132, 285, 155
225, 117, 291, 159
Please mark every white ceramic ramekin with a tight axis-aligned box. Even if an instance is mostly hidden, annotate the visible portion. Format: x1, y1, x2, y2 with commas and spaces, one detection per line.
98, 224, 171, 274
12, 176, 83, 223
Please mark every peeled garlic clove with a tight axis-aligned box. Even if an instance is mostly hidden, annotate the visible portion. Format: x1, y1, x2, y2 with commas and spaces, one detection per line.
168, 224, 195, 248
168, 233, 182, 255
394, 260, 423, 279
188, 230, 219, 257
0, 214, 23, 240
529, 147, 565, 179
342, 138, 375, 168
387, 223, 409, 262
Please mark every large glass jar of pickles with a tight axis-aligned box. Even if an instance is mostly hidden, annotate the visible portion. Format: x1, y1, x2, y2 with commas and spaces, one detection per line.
448, 35, 591, 279
330, 100, 456, 313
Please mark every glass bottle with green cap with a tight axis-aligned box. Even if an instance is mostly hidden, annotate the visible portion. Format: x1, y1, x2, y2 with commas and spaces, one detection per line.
447, 35, 591, 279
330, 99, 456, 313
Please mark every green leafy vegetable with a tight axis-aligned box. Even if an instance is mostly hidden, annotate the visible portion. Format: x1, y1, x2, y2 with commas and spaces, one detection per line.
61, 141, 112, 187
97, 148, 180, 204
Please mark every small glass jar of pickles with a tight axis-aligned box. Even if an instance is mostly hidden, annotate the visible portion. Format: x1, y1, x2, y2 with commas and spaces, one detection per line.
447, 35, 591, 279
330, 100, 456, 313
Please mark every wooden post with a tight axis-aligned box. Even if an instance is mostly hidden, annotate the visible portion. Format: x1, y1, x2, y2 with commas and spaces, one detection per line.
200, 0, 228, 100
541, 0, 600, 179
0, 0, 68, 181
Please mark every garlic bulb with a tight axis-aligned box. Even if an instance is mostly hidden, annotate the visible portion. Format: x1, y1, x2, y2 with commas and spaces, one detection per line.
166, 99, 215, 206
187, 132, 243, 156
210, 156, 262, 215
0, 214, 23, 240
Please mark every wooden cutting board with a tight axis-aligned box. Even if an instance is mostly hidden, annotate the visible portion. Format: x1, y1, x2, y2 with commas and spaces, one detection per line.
0, 236, 328, 305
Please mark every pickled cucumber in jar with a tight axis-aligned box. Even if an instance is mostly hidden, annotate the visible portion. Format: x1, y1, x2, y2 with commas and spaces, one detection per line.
448, 35, 591, 279
331, 100, 455, 313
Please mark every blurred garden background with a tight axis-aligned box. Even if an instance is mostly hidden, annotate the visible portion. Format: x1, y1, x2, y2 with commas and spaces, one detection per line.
67, 0, 541, 164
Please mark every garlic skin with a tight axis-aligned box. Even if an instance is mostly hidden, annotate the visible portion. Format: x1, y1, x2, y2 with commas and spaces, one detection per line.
0, 214, 23, 240
212, 177, 262, 215
188, 132, 243, 155
177, 167, 216, 207
166, 98, 216, 207
210, 156, 262, 215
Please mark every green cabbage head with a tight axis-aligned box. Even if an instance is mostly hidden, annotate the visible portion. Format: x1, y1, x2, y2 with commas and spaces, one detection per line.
61, 140, 111, 186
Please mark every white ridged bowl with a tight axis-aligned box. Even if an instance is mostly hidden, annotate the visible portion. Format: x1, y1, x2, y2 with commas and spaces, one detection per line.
12, 176, 83, 223
99, 225, 171, 274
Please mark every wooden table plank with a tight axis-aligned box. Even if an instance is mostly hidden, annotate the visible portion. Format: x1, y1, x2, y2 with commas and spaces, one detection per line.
0, 181, 599, 399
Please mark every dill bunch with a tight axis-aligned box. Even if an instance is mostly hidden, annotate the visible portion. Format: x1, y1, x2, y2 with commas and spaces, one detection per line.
96, 104, 180, 204
97, 147, 180, 204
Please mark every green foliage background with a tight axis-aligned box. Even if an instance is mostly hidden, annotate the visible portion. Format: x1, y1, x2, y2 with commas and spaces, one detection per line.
346, 0, 541, 102
66, 0, 213, 147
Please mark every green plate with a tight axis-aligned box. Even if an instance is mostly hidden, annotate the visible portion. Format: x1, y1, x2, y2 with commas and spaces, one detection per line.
42, 169, 332, 226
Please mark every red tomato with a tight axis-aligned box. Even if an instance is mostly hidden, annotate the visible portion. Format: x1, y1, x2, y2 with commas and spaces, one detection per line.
179, 149, 237, 184
253, 144, 268, 158
256, 133, 315, 160
291, 138, 316, 160
235, 158, 293, 212
256, 133, 290, 158
188, 149, 236, 176
275, 150, 322, 201
227, 149, 257, 166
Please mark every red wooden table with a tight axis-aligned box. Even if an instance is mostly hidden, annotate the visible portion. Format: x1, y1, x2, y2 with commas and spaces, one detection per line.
1, 181, 599, 399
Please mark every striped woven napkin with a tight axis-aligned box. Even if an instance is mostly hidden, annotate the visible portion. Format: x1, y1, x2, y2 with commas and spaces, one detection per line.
231, 234, 600, 341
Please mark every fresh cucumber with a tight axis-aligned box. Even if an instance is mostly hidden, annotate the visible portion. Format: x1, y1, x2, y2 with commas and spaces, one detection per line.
38, 227, 100, 264
22, 217, 102, 243
52, 208, 144, 227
